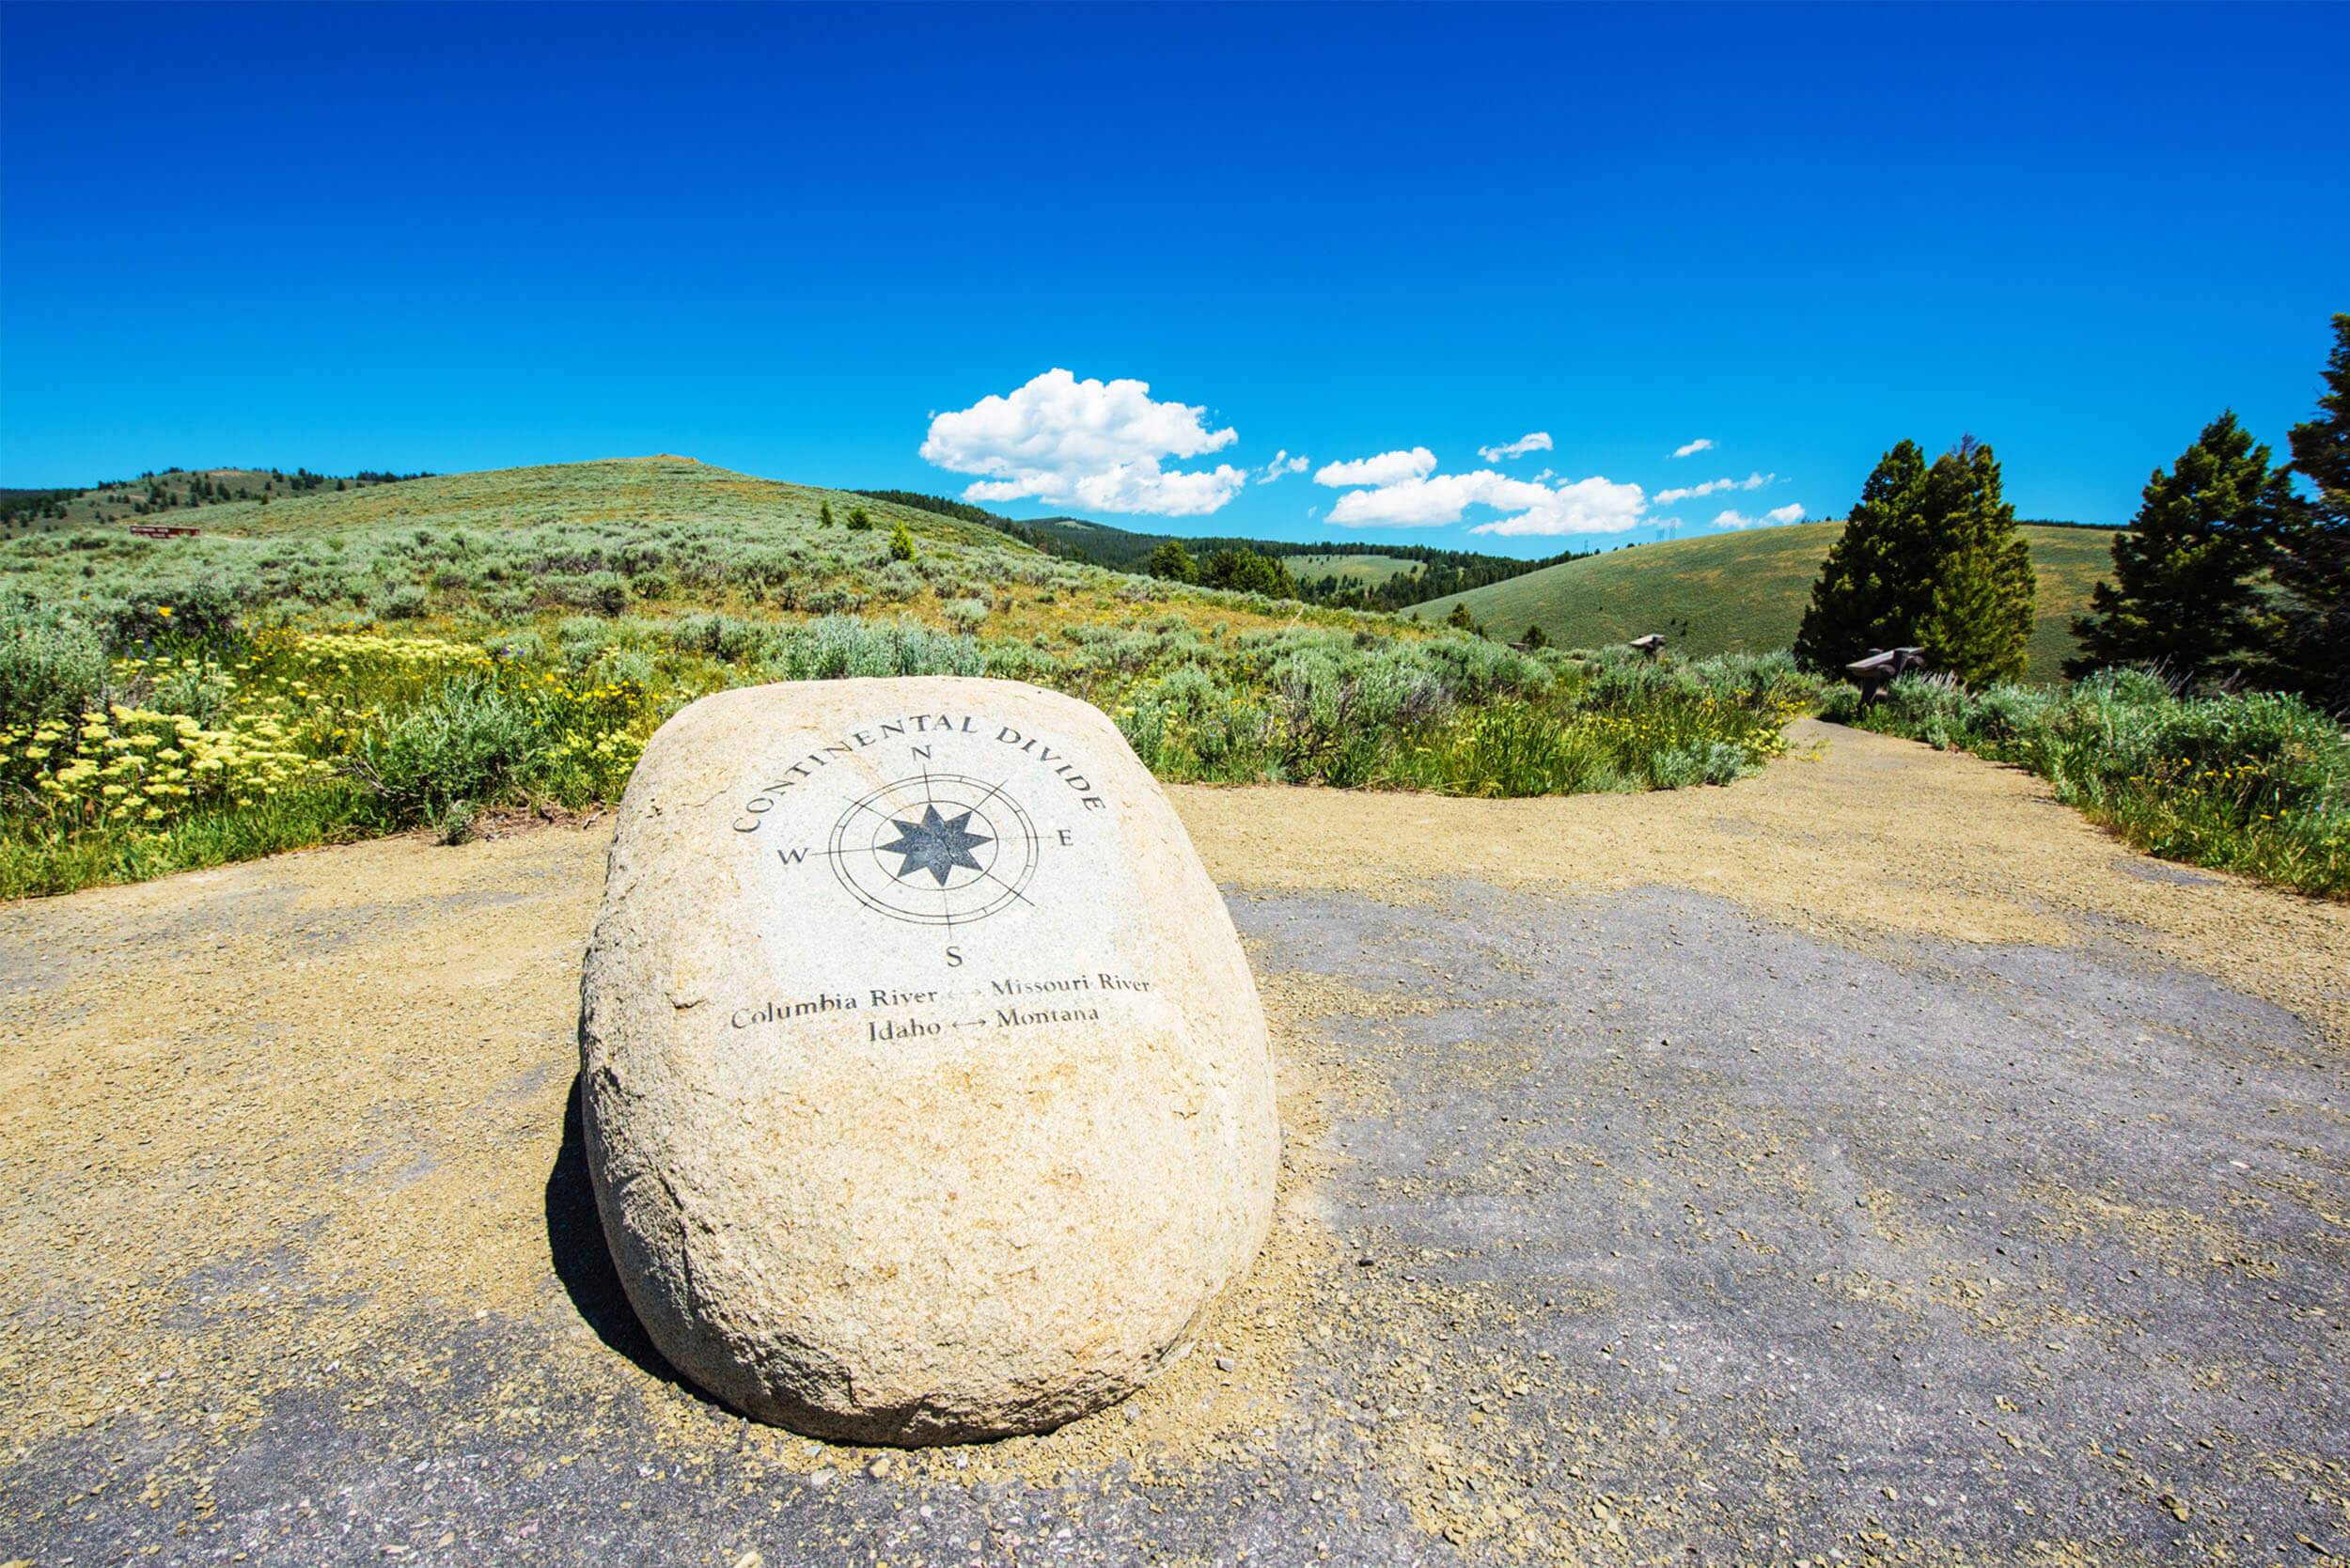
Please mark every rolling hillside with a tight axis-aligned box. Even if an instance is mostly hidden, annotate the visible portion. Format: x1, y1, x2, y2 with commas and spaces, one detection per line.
851, 489, 1574, 608
0, 467, 430, 534
0, 457, 1409, 664
1412, 521, 2122, 682
1284, 553, 1424, 588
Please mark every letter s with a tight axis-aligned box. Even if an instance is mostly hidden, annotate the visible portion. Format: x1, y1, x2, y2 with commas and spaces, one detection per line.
946, 946, 964, 967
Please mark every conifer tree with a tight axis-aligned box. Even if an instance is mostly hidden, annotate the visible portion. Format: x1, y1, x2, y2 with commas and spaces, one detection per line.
2271, 314, 2350, 713
1919, 437, 2035, 686
1796, 437, 2032, 683
1794, 440, 1931, 669
2069, 411, 2291, 683
1145, 540, 1196, 583
819, 499, 834, 527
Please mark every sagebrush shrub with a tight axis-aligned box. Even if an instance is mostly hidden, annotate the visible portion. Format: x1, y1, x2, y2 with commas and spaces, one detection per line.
0, 603, 109, 729
351, 679, 544, 822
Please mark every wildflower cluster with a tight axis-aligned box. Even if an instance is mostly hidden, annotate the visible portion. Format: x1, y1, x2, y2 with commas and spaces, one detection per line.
0, 701, 332, 830
0, 631, 653, 842
528, 669, 654, 804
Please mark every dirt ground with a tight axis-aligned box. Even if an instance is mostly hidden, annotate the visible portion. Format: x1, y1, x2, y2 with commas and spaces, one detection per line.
3, 719, 2345, 1566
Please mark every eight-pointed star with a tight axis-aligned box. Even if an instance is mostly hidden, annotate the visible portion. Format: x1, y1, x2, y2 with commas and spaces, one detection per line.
877, 804, 993, 886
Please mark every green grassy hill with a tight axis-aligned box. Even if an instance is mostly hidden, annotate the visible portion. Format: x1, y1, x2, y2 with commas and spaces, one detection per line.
0, 456, 1400, 653
1284, 552, 1424, 588
0, 466, 429, 534
1412, 521, 2122, 682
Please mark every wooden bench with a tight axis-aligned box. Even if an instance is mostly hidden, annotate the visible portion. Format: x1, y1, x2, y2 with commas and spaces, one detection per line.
1845, 646, 1928, 703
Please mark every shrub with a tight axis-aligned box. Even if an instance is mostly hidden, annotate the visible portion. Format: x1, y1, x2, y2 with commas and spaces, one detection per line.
763, 617, 985, 682
592, 648, 657, 689
374, 582, 430, 620
105, 578, 242, 650
1119, 666, 1272, 781
0, 603, 108, 729
1402, 699, 1623, 796
668, 613, 772, 663
871, 561, 920, 602
349, 679, 544, 823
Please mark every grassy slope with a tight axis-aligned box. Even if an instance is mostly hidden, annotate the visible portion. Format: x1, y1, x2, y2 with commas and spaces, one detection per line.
6, 459, 1019, 556
0, 456, 1385, 651
1286, 553, 1423, 588
1412, 522, 2120, 682
207, 457, 1016, 551
0, 468, 419, 534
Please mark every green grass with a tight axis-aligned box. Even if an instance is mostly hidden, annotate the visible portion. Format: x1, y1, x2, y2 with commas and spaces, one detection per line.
1834, 670, 2349, 899
1412, 521, 2121, 683
1285, 553, 1425, 588
0, 460, 1829, 898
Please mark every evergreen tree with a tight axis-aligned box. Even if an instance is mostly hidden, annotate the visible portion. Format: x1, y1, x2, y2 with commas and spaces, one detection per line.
1145, 540, 1196, 583
886, 522, 916, 562
1794, 440, 1932, 670
1521, 622, 1548, 650
1198, 547, 1294, 599
2069, 411, 2291, 683
2271, 314, 2350, 713
1919, 437, 2035, 686
1796, 437, 2032, 683
819, 499, 834, 527
845, 506, 871, 531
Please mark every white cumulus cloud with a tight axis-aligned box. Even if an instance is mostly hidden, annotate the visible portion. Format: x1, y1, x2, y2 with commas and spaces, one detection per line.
919, 368, 1246, 516
1314, 447, 1438, 488
1712, 503, 1808, 530
1327, 470, 1553, 526
1255, 450, 1309, 484
1672, 437, 1716, 459
1654, 471, 1775, 505
1476, 431, 1554, 463
1319, 458, 1647, 537
1471, 475, 1649, 537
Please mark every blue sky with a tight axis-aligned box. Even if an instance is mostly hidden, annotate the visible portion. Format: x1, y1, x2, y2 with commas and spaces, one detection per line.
4, 3, 2343, 554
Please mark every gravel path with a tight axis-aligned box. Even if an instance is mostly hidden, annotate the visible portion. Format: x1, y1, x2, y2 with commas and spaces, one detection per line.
3, 721, 2344, 1565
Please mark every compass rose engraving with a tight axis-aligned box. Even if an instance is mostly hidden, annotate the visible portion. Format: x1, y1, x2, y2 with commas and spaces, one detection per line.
876, 805, 993, 886
827, 774, 1040, 928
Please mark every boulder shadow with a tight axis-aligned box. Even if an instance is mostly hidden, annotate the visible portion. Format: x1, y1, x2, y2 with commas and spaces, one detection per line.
544, 1069, 697, 1398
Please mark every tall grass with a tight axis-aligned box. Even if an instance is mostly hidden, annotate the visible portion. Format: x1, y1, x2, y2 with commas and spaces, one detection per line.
1838, 669, 2349, 898
1120, 644, 1813, 795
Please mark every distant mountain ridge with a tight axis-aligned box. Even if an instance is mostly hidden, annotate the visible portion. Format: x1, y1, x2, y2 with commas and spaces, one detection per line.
855, 488, 1579, 609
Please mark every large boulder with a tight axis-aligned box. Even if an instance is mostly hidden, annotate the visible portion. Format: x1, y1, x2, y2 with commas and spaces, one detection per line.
579, 677, 1278, 1445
